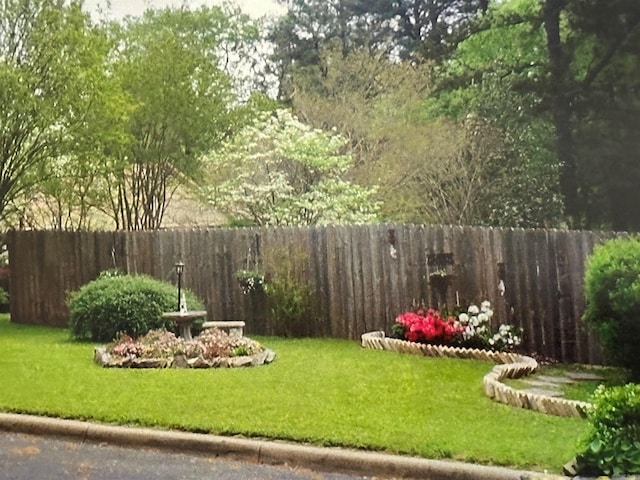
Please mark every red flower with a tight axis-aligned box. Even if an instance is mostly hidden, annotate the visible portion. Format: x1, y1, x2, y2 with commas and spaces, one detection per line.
394, 308, 463, 345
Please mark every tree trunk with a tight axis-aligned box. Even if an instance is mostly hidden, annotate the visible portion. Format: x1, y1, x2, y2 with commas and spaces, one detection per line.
542, 0, 579, 225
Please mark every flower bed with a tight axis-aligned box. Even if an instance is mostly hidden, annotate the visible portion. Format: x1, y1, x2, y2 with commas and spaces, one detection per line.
361, 330, 525, 364
391, 301, 521, 352
94, 328, 275, 368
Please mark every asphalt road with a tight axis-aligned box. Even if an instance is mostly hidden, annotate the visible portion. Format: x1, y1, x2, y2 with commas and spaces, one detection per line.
0, 431, 372, 480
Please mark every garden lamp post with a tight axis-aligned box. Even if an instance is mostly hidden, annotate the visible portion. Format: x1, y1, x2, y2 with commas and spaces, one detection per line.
175, 260, 184, 312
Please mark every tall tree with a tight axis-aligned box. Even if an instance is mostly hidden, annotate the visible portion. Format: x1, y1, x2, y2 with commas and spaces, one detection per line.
542, 0, 577, 222
0, 0, 117, 226
350, 0, 490, 60
270, 0, 489, 100
290, 42, 551, 226
104, 6, 240, 230
433, 0, 640, 229
563, 0, 640, 229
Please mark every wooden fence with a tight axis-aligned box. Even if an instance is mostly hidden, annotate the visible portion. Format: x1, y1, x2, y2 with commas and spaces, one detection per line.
6, 224, 624, 364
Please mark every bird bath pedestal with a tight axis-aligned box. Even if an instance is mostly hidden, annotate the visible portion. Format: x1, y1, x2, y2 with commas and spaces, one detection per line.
161, 310, 207, 341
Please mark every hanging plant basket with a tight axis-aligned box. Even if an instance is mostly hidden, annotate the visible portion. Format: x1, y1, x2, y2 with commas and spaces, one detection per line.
234, 269, 265, 294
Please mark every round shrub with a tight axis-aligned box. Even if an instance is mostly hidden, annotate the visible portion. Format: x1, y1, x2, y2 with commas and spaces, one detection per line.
575, 383, 640, 476
583, 236, 640, 380
68, 273, 205, 342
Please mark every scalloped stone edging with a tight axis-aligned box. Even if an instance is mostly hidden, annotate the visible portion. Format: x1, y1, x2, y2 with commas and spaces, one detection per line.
361, 331, 591, 418
94, 346, 276, 368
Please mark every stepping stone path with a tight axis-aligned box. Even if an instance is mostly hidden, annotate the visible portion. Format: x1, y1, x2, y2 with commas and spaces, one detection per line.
518, 372, 604, 399
522, 379, 563, 389
564, 371, 605, 381
536, 375, 577, 384
520, 375, 572, 397
520, 387, 564, 397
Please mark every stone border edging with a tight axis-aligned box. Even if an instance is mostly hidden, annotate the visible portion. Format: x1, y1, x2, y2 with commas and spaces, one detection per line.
484, 361, 591, 418
361, 331, 591, 418
94, 346, 276, 368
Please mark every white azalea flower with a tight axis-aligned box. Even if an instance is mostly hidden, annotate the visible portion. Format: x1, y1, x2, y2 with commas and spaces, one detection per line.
468, 305, 479, 315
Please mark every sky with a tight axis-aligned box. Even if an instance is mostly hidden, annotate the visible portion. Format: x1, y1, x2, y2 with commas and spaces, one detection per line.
84, 0, 286, 20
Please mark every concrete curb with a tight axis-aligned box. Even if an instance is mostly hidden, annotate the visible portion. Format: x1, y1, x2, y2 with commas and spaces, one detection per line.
0, 412, 563, 480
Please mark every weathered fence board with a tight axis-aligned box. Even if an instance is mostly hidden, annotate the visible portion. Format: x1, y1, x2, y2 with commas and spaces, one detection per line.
6, 224, 626, 364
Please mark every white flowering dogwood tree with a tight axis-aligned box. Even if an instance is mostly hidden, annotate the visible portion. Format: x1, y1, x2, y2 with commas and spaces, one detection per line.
202, 109, 380, 226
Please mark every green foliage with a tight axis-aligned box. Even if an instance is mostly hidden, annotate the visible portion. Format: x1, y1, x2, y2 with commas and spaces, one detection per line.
432, 0, 640, 230
583, 236, 640, 380
269, 0, 489, 100
234, 269, 265, 294
98, 269, 125, 280
575, 384, 640, 476
265, 275, 312, 338
1, 1, 263, 231
291, 43, 498, 225
231, 344, 251, 357
263, 245, 313, 337
68, 273, 204, 342
104, 6, 240, 230
22, 6, 131, 231
390, 321, 406, 339
202, 108, 380, 226
427, 0, 565, 228
227, 217, 256, 228
0, 0, 123, 227
0, 287, 8, 307
290, 40, 561, 227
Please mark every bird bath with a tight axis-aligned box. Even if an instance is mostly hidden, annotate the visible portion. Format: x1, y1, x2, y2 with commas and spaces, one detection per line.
161, 283, 206, 341
161, 310, 207, 341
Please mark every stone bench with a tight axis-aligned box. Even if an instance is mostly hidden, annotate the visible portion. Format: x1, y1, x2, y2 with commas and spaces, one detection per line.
202, 321, 245, 338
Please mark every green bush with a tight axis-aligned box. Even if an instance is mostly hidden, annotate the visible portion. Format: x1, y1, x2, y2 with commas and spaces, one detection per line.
583, 236, 640, 380
575, 383, 640, 476
0, 286, 9, 308
263, 244, 313, 337
68, 273, 205, 342
266, 275, 312, 337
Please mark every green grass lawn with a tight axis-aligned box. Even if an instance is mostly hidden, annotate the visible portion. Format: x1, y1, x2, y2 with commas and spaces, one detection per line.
0, 315, 587, 473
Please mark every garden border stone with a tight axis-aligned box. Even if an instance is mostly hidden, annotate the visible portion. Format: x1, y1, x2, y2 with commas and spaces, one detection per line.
361, 331, 591, 418
93, 345, 276, 368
